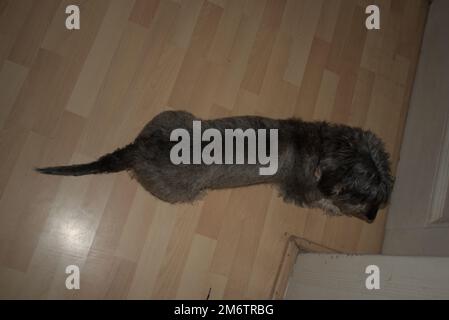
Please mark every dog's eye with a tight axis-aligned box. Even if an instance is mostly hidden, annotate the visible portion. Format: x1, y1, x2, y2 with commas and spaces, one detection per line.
333, 185, 343, 195
314, 167, 322, 180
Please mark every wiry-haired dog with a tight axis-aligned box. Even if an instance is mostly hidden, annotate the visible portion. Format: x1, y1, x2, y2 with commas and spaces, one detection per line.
37, 111, 394, 223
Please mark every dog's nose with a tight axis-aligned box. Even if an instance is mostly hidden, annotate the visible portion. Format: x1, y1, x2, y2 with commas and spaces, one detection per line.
357, 214, 374, 223
365, 206, 379, 223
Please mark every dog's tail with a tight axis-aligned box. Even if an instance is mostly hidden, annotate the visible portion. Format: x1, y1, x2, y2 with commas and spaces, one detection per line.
35, 143, 137, 176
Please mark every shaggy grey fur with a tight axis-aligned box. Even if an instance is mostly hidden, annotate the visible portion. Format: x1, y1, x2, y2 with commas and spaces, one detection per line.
37, 110, 394, 223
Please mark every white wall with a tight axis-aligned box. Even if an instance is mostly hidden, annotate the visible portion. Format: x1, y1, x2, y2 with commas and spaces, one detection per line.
382, 0, 449, 256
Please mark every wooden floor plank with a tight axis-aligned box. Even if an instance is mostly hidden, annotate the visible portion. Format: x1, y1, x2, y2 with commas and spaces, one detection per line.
7, 0, 61, 67
65, 0, 135, 117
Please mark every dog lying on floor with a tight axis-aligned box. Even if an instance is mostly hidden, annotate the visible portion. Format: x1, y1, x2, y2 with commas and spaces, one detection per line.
36, 110, 394, 223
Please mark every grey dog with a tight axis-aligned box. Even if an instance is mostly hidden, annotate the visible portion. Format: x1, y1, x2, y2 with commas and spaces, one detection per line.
37, 110, 394, 223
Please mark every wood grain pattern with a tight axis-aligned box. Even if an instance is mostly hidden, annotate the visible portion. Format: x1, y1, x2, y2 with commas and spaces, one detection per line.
0, 0, 428, 299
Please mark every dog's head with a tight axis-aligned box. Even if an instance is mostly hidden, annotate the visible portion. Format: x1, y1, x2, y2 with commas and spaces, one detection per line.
315, 125, 394, 223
